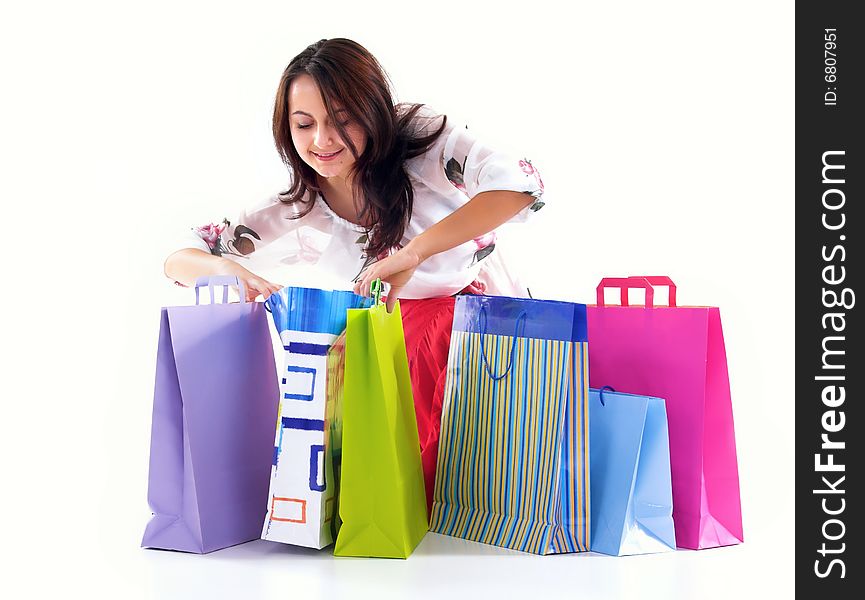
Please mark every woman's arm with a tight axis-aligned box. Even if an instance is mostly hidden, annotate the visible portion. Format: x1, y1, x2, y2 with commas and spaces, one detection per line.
353, 190, 533, 310
408, 190, 533, 261
164, 194, 305, 301
165, 249, 283, 301
354, 110, 545, 310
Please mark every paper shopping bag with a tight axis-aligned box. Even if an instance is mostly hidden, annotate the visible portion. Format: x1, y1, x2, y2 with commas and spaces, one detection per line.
324, 332, 347, 541
261, 287, 371, 549
333, 293, 428, 559
430, 295, 591, 555
587, 276, 743, 550
589, 387, 676, 556
142, 276, 279, 553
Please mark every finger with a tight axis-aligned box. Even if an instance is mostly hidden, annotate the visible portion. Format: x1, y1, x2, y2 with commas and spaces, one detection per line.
356, 273, 371, 296
247, 284, 265, 302
358, 273, 375, 297
238, 281, 255, 302
385, 285, 403, 313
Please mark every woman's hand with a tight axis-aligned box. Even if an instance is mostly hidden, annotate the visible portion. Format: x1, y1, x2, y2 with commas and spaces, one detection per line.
218, 260, 283, 302
236, 271, 283, 302
166, 249, 283, 302
354, 245, 424, 312
206, 254, 284, 302
350, 191, 532, 310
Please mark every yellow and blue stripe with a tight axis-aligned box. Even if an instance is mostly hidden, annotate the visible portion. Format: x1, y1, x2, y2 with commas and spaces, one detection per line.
430, 326, 590, 555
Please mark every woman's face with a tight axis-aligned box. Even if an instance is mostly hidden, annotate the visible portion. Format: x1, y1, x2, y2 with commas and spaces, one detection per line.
288, 74, 367, 182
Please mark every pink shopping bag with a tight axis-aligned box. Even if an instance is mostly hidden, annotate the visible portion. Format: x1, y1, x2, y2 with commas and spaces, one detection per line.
587, 276, 743, 550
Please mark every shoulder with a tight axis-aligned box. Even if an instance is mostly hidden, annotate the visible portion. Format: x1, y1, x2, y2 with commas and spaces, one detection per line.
272, 189, 315, 215
230, 190, 320, 233
397, 103, 448, 138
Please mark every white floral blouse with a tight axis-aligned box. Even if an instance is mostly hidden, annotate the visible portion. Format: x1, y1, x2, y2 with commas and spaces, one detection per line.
172, 106, 545, 299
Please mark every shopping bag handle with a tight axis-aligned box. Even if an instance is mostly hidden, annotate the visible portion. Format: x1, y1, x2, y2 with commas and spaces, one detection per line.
371, 278, 383, 306
627, 275, 677, 307
194, 275, 247, 305
597, 385, 616, 406
478, 307, 527, 381
596, 277, 655, 308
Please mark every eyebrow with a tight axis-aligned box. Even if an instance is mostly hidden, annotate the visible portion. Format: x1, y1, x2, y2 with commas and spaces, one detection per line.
291, 109, 348, 117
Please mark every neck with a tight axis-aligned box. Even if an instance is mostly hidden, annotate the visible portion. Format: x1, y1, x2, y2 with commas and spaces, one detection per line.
318, 175, 364, 225
319, 172, 353, 196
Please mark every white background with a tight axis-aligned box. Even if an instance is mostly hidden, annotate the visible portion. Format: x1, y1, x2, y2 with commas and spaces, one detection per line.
2, 1, 794, 598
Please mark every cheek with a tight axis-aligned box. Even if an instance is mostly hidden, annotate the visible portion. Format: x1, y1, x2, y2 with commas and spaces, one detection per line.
290, 130, 314, 163
290, 129, 306, 152
348, 131, 368, 157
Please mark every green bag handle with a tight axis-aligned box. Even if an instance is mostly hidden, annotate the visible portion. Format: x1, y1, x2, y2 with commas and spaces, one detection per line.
370, 279, 383, 305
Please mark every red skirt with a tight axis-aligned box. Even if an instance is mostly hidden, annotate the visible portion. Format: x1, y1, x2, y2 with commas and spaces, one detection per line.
399, 297, 454, 515
400, 283, 485, 514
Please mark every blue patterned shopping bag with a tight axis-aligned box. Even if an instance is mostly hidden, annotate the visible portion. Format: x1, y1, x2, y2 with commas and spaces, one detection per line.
430, 295, 590, 555
260, 286, 371, 549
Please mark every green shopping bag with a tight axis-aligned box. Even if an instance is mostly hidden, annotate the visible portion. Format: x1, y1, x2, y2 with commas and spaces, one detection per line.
333, 282, 428, 558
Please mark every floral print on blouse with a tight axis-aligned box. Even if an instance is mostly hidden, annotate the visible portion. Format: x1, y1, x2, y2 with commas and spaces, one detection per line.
175, 106, 545, 299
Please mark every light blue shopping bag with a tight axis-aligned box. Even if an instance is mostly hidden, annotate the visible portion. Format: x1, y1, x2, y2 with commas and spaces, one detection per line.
589, 386, 676, 556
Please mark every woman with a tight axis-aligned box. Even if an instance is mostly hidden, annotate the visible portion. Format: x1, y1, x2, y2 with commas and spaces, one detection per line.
164, 38, 545, 511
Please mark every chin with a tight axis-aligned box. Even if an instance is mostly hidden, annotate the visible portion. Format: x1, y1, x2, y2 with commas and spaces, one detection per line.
317, 165, 351, 180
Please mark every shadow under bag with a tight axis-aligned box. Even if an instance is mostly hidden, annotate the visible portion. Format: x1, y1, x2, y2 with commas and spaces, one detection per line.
142, 277, 279, 553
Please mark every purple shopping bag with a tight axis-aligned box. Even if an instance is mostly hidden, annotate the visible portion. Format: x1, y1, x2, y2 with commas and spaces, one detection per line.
142, 276, 279, 553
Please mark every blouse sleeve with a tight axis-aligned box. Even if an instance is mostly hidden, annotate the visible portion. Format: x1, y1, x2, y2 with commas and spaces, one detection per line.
435, 115, 546, 223
167, 193, 308, 284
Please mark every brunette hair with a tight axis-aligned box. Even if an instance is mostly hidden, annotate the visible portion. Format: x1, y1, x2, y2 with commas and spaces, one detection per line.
273, 38, 447, 258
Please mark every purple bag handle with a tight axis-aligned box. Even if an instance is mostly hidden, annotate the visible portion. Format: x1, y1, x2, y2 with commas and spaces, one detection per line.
194, 276, 247, 305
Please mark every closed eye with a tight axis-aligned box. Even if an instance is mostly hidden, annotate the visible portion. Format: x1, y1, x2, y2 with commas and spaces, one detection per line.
295, 122, 347, 129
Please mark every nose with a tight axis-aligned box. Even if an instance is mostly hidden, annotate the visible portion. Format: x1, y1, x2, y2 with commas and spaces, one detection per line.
313, 123, 336, 148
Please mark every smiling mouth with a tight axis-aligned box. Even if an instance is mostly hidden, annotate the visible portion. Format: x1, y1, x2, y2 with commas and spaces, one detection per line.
312, 149, 343, 160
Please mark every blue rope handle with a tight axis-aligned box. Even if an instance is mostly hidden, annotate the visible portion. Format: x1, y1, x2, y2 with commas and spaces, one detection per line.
479, 306, 527, 381
598, 385, 616, 406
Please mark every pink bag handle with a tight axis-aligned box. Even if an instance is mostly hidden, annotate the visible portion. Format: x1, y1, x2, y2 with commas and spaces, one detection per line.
194, 275, 247, 305
627, 275, 677, 307
596, 277, 655, 308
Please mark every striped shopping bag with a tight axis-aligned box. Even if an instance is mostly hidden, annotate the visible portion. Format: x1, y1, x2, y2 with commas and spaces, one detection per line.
430, 295, 590, 555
